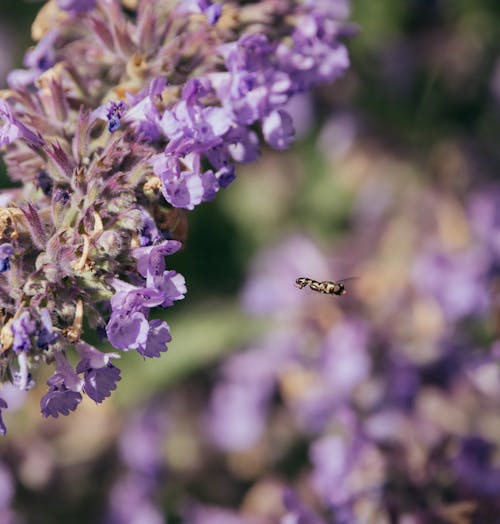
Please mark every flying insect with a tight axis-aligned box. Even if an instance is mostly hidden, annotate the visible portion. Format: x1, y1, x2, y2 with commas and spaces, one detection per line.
295, 277, 356, 296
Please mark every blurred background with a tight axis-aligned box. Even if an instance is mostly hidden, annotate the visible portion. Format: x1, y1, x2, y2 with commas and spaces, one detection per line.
1, 1, 500, 522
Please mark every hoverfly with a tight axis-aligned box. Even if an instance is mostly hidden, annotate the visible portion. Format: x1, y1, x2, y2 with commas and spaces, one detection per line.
294, 277, 356, 296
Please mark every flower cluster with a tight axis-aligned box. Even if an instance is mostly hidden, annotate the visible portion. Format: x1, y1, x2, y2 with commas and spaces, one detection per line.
0, 0, 351, 433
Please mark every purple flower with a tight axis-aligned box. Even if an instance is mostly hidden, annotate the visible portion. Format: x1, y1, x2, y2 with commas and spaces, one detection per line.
133, 240, 182, 277
0, 244, 13, 273
12, 352, 34, 391
226, 128, 260, 164
0, 99, 42, 148
124, 78, 166, 141
57, 0, 96, 13
177, 0, 222, 25
106, 311, 149, 350
153, 153, 220, 210
138, 211, 162, 247
136, 320, 171, 358
35, 309, 58, 350
0, 99, 24, 147
41, 352, 83, 417
78, 362, 121, 403
262, 109, 295, 150
276, 14, 350, 91
75, 342, 121, 403
146, 271, 187, 307
161, 98, 231, 144
36, 170, 53, 196
10, 311, 36, 353
110, 286, 165, 315
153, 155, 204, 210
40, 386, 82, 418
106, 101, 128, 133
75, 340, 120, 369
0, 399, 7, 436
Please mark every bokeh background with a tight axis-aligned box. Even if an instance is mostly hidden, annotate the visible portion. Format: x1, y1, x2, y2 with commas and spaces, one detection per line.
1, 1, 500, 522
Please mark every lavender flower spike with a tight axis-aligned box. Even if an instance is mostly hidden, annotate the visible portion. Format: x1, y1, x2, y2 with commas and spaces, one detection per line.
0, 0, 351, 432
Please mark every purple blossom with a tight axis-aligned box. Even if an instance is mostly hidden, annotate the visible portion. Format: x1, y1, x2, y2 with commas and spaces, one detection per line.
78, 362, 121, 403
7, 30, 58, 88
35, 309, 58, 350
106, 311, 149, 351
160, 96, 231, 144
178, 0, 222, 25
40, 386, 82, 418
36, 170, 53, 196
41, 351, 83, 418
40, 357, 80, 415
57, 0, 96, 13
276, 14, 350, 91
106, 101, 128, 133
262, 110, 295, 150
0, 244, 13, 273
75, 340, 120, 369
136, 320, 171, 358
124, 78, 166, 141
145, 271, 187, 307
75, 342, 121, 403
138, 211, 162, 247
10, 311, 36, 353
0, 99, 42, 148
153, 153, 219, 210
108, 280, 164, 312
133, 240, 182, 277
12, 352, 34, 391
0, 99, 24, 147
